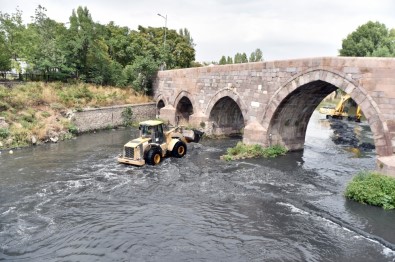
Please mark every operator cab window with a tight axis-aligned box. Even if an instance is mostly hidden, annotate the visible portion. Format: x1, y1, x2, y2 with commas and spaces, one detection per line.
141, 125, 152, 138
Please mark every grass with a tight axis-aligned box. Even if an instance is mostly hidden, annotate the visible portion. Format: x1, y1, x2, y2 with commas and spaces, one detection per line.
0, 82, 151, 149
345, 171, 395, 210
221, 142, 288, 161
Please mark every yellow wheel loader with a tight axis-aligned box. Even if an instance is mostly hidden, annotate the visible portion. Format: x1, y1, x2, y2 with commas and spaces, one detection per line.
117, 120, 204, 166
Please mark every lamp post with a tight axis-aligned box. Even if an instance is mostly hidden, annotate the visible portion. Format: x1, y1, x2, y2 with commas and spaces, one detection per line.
157, 13, 167, 49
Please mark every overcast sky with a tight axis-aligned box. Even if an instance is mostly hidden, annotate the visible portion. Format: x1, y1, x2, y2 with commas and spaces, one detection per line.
1, 0, 395, 62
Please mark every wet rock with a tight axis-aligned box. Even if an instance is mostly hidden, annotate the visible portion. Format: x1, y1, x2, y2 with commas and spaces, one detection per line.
50, 136, 59, 143
359, 142, 375, 151
330, 119, 359, 147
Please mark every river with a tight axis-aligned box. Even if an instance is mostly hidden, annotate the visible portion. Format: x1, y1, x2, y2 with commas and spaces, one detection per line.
0, 111, 394, 262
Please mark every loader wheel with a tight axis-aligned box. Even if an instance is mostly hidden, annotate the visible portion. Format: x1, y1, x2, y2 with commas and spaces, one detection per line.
172, 141, 187, 158
146, 148, 162, 165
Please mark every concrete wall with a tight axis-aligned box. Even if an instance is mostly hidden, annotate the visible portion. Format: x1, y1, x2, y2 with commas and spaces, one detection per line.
72, 103, 156, 132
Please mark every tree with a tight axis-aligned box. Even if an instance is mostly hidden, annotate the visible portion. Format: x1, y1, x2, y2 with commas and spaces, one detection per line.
254, 48, 263, 61
27, 5, 69, 81
179, 28, 195, 47
219, 55, 227, 65
226, 56, 233, 64
104, 22, 132, 67
66, 6, 99, 81
0, 8, 26, 61
241, 52, 248, 63
234, 53, 242, 63
136, 26, 195, 69
339, 21, 395, 57
0, 31, 11, 72
249, 52, 256, 62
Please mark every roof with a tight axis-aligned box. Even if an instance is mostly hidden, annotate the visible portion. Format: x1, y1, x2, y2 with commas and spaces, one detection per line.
139, 120, 163, 126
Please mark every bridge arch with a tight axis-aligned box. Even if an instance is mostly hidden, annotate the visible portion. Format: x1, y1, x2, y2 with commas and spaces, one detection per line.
261, 68, 393, 157
155, 94, 166, 116
205, 88, 248, 135
174, 91, 195, 124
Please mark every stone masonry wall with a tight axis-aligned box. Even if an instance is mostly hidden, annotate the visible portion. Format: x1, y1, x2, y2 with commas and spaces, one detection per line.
153, 57, 395, 176
73, 103, 156, 133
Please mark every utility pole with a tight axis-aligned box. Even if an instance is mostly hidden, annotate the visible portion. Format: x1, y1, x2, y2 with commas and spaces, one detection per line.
157, 13, 167, 49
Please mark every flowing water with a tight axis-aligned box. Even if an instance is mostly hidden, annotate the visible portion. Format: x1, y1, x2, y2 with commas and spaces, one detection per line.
1, 112, 395, 262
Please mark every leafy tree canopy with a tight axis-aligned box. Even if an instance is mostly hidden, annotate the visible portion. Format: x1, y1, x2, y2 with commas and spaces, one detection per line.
339, 21, 395, 57
0, 5, 196, 93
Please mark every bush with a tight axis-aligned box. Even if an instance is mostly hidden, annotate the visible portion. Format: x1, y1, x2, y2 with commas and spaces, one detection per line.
121, 107, 133, 126
0, 128, 10, 139
345, 171, 395, 209
222, 142, 287, 161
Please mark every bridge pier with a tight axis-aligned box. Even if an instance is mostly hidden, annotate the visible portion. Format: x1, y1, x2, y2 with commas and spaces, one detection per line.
159, 105, 176, 125
377, 156, 395, 177
189, 112, 208, 127
243, 120, 268, 146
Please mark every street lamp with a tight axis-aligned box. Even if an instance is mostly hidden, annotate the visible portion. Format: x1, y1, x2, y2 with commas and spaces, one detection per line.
157, 13, 167, 48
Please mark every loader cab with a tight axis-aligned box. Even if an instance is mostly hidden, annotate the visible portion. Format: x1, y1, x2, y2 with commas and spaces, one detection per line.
139, 120, 165, 144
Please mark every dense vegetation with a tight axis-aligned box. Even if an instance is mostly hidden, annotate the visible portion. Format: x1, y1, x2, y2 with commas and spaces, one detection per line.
345, 171, 395, 210
221, 142, 288, 161
0, 82, 150, 149
339, 21, 395, 57
0, 5, 196, 93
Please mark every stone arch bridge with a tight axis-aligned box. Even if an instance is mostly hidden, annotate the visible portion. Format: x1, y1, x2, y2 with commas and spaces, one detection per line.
153, 57, 395, 175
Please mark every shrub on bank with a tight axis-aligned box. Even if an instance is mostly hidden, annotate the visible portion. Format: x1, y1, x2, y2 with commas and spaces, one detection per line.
0, 82, 152, 149
222, 142, 288, 161
345, 171, 395, 210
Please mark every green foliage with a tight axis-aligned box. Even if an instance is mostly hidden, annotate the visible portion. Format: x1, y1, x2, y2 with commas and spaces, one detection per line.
0, 5, 196, 91
67, 122, 78, 134
121, 106, 133, 126
226, 56, 233, 64
339, 21, 395, 57
0, 128, 9, 139
219, 56, 227, 65
249, 48, 263, 62
58, 85, 94, 106
220, 49, 263, 64
10, 127, 30, 147
0, 7, 26, 61
222, 142, 288, 161
345, 171, 395, 209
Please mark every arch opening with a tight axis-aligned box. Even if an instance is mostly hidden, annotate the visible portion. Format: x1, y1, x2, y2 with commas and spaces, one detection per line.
157, 100, 165, 116
268, 80, 339, 150
176, 97, 193, 125
209, 96, 244, 135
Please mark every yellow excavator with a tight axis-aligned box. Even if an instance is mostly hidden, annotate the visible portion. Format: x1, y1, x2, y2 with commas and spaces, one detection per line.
319, 94, 362, 122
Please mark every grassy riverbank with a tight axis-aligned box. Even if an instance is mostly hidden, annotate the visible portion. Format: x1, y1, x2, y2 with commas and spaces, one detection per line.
0, 82, 151, 149
345, 171, 395, 210
221, 142, 288, 161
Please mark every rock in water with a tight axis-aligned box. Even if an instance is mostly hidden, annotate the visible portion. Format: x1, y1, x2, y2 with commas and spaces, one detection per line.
31, 136, 37, 145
